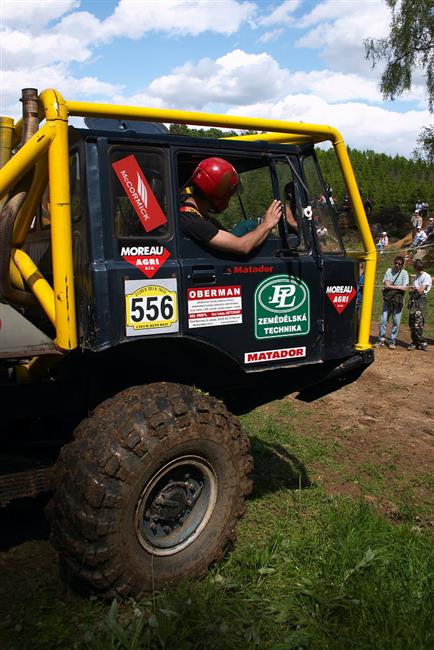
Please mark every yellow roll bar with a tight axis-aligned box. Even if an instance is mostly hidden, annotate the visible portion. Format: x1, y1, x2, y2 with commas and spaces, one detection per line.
0, 88, 375, 353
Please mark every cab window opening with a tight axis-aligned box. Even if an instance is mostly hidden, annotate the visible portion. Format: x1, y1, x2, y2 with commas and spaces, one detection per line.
110, 148, 170, 239
176, 152, 304, 250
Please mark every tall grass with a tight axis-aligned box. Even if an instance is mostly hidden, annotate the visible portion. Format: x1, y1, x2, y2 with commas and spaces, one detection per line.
79, 496, 433, 650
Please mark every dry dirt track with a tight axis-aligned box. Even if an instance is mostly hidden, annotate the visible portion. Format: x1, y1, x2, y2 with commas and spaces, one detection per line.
289, 321, 434, 525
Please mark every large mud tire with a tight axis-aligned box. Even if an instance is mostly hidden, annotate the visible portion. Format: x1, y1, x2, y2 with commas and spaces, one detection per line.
48, 383, 253, 599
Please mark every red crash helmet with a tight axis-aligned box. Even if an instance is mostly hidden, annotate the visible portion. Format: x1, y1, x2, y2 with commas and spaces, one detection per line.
191, 157, 242, 212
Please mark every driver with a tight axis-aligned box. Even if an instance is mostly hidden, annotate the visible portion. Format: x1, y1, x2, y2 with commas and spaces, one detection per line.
180, 157, 288, 255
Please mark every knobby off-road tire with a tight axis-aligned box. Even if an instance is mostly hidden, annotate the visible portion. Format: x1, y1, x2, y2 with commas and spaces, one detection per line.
48, 382, 253, 599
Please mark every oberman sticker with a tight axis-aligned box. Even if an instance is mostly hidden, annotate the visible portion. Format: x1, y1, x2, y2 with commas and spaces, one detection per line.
254, 275, 310, 339
125, 279, 178, 336
187, 286, 242, 329
245, 347, 306, 364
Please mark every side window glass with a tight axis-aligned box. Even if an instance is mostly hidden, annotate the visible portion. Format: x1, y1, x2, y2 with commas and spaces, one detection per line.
274, 160, 305, 248
70, 152, 81, 223
111, 150, 169, 238
303, 154, 343, 254
223, 166, 275, 235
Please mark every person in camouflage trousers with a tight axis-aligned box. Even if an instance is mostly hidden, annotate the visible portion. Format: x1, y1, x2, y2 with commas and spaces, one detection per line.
408, 259, 432, 351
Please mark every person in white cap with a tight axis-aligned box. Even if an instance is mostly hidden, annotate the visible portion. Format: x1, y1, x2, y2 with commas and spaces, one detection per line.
376, 231, 389, 253
411, 210, 423, 231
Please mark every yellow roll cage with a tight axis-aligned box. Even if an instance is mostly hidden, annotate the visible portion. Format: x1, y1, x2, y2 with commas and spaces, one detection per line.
0, 88, 375, 353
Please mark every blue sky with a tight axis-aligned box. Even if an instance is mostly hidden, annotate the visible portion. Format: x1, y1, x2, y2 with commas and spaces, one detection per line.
2, 0, 432, 155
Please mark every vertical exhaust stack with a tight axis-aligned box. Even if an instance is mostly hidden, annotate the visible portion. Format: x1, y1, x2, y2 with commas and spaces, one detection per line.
0, 88, 40, 306
19, 88, 40, 149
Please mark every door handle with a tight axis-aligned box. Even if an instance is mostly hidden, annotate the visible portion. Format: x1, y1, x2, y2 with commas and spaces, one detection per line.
190, 266, 216, 284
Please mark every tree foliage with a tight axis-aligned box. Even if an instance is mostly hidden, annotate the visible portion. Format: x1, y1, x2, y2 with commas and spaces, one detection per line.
412, 124, 434, 165
364, 0, 434, 110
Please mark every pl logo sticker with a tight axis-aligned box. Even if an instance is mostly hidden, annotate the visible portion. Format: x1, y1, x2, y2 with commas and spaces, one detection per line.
112, 154, 167, 232
121, 245, 170, 279
254, 274, 310, 339
326, 285, 356, 313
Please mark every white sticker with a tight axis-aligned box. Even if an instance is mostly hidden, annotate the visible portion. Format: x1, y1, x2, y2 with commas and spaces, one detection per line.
187, 285, 242, 329
244, 346, 306, 364
125, 278, 178, 336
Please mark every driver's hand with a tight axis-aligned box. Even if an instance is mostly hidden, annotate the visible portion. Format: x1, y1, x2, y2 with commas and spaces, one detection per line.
263, 200, 282, 229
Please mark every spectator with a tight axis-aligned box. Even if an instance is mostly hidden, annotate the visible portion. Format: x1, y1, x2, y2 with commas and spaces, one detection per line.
375, 255, 409, 349
412, 227, 427, 248
376, 231, 389, 253
411, 210, 423, 231
364, 196, 373, 217
316, 224, 328, 246
425, 217, 434, 240
407, 259, 432, 351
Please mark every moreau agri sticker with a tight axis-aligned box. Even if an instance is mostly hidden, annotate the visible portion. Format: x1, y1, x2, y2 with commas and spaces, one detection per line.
326, 285, 356, 313
121, 245, 170, 279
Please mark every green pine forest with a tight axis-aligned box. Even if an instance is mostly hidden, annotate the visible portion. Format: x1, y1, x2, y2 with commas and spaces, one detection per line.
169, 124, 434, 238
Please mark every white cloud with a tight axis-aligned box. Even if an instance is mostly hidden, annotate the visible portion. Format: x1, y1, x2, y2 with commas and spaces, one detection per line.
295, 0, 391, 75
147, 50, 290, 109
259, 0, 300, 27
258, 28, 284, 43
1, 67, 122, 119
1, 28, 93, 69
289, 70, 381, 103
226, 95, 430, 157
100, 0, 256, 39
0, 0, 79, 29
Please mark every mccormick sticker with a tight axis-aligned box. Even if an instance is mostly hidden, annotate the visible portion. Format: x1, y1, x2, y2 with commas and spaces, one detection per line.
187, 285, 242, 329
112, 155, 167, 232
326, 285, 356, 314
245, 347, 306, 364
121, 245, 170, 279
254, 274, 310, 340
125, 278, 178, 336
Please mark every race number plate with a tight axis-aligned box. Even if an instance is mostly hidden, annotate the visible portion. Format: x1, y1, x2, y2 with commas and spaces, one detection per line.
125, 279, 179, 336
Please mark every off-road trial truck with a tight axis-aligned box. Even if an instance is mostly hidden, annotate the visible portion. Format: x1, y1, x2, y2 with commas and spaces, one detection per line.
0, 89, 376, 598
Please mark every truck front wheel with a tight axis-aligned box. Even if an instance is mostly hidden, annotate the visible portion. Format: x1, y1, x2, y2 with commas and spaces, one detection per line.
48, 382, 252, 598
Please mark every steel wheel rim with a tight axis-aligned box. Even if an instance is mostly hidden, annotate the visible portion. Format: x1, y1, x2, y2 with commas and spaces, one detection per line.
135, 455, 218, 556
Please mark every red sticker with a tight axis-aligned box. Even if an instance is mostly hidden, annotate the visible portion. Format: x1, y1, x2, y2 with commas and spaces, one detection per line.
121, 245, 170, 279
112, 155, 167, 232
326, 285, 356, 313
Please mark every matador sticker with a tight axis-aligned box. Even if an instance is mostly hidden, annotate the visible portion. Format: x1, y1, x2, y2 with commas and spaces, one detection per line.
125, 279, 178, 336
